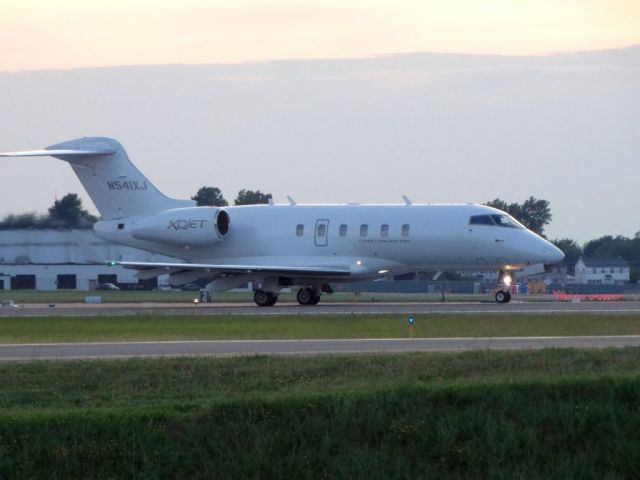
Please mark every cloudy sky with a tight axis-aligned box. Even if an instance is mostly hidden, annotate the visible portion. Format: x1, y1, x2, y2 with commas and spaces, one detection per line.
0, 1, 638, 243
2, 0, 639, 70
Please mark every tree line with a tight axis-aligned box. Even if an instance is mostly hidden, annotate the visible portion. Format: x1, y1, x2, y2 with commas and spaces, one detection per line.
0, 187, 272, 230
0, 194, 96, 230
190, 187, 271, 207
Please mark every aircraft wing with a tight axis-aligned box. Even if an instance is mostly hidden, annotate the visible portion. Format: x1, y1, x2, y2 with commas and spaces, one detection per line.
109, 260, 352, 277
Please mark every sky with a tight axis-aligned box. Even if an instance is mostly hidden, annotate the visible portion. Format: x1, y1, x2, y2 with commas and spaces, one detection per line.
0, 1, 639, 244
1, 0, 639, 71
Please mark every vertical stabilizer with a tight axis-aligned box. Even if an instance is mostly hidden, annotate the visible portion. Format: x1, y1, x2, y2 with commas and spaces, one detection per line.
1, 137, 194, 220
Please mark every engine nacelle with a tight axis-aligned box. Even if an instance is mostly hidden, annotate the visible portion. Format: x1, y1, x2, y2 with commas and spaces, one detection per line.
130, 207, 230, 247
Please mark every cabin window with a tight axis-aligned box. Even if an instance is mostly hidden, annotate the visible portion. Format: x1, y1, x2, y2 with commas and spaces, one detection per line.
296, 224, 304, 236
380, 224, 389, 237
339, 224, 348, 236
317, 223, 326, 237
360, 224, 368, 237
117, 223, 125, 230
401, 224, 410, 237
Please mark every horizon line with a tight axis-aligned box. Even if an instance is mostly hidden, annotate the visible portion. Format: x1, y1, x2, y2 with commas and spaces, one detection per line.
2, 43, 638, 75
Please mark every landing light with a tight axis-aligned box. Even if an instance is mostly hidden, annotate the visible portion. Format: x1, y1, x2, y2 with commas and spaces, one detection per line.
378, 269, 390, 274
503, 274, 512, 286
356, 260, 363, 266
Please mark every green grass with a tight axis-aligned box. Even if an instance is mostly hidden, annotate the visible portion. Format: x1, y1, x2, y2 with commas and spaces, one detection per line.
1, 348, 639, 412
2, 350, 640, 478
1, 313, 640, 343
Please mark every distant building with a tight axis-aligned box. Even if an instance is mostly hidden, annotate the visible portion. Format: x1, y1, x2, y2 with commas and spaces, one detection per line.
0, 229, 180, 291
527, 262, 575, 285
574, 257, 630, 285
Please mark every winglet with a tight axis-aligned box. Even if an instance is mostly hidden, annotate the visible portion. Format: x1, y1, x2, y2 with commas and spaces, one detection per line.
402, 195, 413, 206
286, 195, 297, 206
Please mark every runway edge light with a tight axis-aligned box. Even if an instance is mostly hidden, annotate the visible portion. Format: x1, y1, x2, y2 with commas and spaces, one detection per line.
407, 314, 415, 339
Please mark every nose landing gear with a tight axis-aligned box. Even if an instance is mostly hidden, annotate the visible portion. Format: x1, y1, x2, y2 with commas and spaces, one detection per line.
495, 289, 512, 304
495, 270, 513, 304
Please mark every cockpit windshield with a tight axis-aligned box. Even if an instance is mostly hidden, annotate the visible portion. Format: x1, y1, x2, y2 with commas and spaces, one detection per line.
491, 215, 524, 228
469, 214, 524, 229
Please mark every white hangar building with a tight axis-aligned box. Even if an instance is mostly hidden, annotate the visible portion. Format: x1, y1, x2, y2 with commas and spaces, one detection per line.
574, 257, 630, 285
0, 229, 179, 291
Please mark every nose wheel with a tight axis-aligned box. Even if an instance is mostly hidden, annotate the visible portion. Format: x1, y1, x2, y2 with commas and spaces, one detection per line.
495, 269, 513, 304
495, 290, 512, 304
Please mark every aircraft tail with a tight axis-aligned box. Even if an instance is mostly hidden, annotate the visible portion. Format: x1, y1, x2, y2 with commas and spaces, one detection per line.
0, 137, 194, 220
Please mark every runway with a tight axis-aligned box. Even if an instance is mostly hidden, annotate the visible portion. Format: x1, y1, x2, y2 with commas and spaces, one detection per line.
2, 335, 640, 361
2, 300, 639, 360
2, 300, 640, 317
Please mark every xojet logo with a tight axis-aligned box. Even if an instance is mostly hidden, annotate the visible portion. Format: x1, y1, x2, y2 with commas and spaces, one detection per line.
167, 219, 208, 230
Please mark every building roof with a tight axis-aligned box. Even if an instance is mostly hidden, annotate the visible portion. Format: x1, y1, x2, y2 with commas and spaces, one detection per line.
579, 257, 629, 268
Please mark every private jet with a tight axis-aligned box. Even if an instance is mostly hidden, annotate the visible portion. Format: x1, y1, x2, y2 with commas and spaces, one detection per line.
1, 137, 564, 306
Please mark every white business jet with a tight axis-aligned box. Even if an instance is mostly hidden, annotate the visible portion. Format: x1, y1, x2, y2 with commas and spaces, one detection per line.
1, 137, 564, 306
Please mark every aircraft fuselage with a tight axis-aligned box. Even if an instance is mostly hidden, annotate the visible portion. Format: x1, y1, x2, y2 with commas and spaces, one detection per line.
94, 203, 563, 283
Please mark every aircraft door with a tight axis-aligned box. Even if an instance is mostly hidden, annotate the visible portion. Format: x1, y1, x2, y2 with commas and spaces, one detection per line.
315, 219, 329, 247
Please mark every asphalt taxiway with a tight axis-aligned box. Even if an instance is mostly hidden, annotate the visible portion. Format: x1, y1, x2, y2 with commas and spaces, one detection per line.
2, 335, 640, 361
2, 300, 640, 317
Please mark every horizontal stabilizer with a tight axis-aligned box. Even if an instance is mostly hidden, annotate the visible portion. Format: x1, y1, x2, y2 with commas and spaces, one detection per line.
0, 149, 115, 157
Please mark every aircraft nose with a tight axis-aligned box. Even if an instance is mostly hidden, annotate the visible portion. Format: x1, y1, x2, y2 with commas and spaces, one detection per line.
542, 243, 565, 265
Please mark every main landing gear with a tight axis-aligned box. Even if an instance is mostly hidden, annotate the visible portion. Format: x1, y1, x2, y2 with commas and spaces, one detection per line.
297, 287, 321, 306
253, 288, 321, 306
253, 290, 278, 307
252, 285, 325, 307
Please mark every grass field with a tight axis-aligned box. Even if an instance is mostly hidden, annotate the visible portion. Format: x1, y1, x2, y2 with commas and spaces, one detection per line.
1, 312, 640, 342
1, 349, 640, 478
2, 311, 640, 477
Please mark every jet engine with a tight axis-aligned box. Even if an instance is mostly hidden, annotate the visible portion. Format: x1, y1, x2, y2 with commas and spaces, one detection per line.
130, 207, 230, 247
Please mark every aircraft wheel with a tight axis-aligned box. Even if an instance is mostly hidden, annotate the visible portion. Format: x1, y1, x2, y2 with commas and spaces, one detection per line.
495, 290, 508, 304
297, 287, 318, 305
254, 290, 277, 307
504, 291, 512, 303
